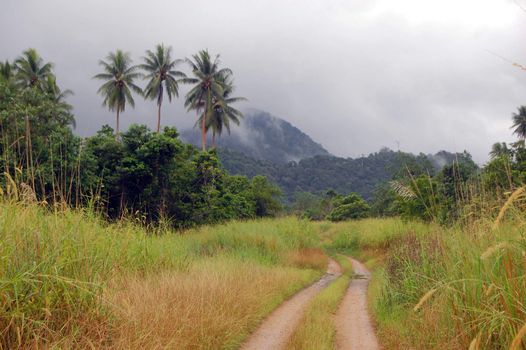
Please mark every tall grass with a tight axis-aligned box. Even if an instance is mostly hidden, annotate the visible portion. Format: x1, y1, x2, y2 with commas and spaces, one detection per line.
317, 218, 430, 271
320, 215, 526, 349
0, 202, 324, 348
109, 257, 317, 349
372, 221, 526, 349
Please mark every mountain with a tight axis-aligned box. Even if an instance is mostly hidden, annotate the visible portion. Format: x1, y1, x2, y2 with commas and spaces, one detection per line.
181, 109, 476, 202
180, 109, 330, 163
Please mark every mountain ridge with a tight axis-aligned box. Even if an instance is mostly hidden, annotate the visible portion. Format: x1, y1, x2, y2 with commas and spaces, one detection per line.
180, 109, 330, 163
182, 109, 476, 201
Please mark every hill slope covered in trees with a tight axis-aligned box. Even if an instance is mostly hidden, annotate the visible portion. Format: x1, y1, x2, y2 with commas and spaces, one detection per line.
180, 109, 330, 163
182, 109, 473, 201
218, 147, 475, 201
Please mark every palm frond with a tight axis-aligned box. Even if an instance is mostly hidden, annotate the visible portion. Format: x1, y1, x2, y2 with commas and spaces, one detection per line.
390, 180, 417, 200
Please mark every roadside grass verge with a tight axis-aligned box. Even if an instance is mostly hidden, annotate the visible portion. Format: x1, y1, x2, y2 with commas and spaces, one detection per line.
369, 221, 526, 349
0, 202, 324, 348
318, 216, 526, 349
286, 255, 353, 350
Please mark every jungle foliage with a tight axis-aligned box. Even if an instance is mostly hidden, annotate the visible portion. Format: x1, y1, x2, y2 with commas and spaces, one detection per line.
0, 49, 280, 228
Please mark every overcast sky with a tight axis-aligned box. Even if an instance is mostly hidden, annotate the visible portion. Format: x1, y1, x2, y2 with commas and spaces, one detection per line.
2, 0, 526, 163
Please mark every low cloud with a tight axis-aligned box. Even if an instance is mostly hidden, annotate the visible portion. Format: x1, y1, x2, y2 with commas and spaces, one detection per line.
1, 0, 526, 163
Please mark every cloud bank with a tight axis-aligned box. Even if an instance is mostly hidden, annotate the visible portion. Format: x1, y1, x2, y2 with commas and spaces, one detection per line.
1, 0, 526, 163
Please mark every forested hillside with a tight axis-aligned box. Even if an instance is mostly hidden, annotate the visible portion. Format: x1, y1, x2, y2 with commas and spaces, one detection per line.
181, 109, 330, 163
180, 109, 476, 201
218, 146, 476, 201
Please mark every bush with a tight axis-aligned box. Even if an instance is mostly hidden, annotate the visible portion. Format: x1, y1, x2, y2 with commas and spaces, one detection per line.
326, 193, 370, 221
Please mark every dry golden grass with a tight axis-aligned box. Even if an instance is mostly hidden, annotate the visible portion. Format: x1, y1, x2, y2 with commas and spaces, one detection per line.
0, 202, 323, 348
107, 257, 319, 349
493, 186, 525, 229
510, 322, 526, 350
286, 248, 328, 270
413, 288, 437, 312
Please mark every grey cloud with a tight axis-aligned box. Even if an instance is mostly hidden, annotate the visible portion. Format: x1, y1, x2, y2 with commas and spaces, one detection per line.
1, 0, 526, 163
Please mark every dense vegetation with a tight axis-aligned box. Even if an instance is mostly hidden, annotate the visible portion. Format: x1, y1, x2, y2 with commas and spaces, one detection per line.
218, 144, 475, 202
0, 48, 282, 227
0, 48, 482, 225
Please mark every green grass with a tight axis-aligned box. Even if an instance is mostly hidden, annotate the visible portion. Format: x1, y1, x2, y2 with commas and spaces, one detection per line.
317, 218, 430, 253
0, 202, 324, 348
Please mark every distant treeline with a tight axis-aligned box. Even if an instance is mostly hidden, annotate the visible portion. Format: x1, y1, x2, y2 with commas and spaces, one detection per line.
218, 147, 476, 201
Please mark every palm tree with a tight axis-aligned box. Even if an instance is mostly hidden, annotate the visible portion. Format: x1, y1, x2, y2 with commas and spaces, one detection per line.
44, 75, 73, 103
15, 48, 53, 89
0, 60, 14, 83
43, 75, 75, 127
93, 50, 142, 138
140, 44, 185, 133
207, 75, 246, 147
511, 106, 526, 140
489, 142, 510, 160
184, 50, 232, 151
13, 49, 54, 191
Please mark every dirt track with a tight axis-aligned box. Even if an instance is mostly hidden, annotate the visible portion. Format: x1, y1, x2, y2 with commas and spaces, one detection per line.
240, 258, 342, 350
335, 257, 380, 350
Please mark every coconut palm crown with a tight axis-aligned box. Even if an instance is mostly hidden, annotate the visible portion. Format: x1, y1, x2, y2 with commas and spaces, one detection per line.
15, 48, 53, 89
183, 49, 232, 151
140, 44, 186, 133
489, 142, 510, 160
206, 75, 246, 147
512, 106, 526, 140
93, 50, 142, 137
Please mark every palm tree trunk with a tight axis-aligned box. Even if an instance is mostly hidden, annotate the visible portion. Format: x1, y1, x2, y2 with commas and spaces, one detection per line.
157, 103, 162, 133
116, 109, 120, 139
201, 111, 206, 151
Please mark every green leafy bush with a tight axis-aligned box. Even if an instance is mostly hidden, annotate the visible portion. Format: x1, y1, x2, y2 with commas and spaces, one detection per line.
326, 193, 370, 221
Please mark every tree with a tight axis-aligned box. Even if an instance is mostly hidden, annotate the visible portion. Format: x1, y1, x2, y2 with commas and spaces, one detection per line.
0, 60, 14, 84
391, 176, 443, 222
184, 50, 232, 151
15, 49, 53, 89
93, 50, 142, 138
43, 75, 74, 124
43, 75, 72, 103
370, 183, 399, 217
0, 79, 76, 199
140, 44, 186, 133
511, 106, 526, 140
208, 74, 246, 147
250, 175, 283, 216
489, 142, 511, 160
326, 193, 370, 221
